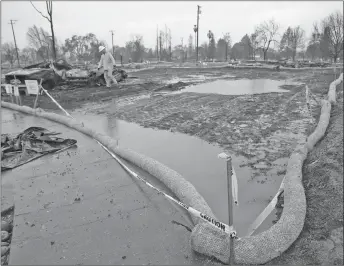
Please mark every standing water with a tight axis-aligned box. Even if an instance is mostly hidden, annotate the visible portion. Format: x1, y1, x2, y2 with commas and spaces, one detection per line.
172, 79, 291, 95
72, 111, 284, 237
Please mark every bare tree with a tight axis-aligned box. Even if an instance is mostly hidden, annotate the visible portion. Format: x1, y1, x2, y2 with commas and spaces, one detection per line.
30, 1, 56, 60
27, 25, 52, 60
168, 28, 172, 61
20, 48, 32, 66
279, 27, 293, 59
280, 26, 305, 61
2, 42, 17, 67
249, 32, 259, 60
126, 35, 145, 62
207, 30, 216, 60
223, 32, 231, 61
309, 22, 330, 60
159, 30, 165, 59
165, 24, 169, 51
255, 19, 280, 61
321, 11, 343, 63
188, 34, 193, 57
290, 26, 305, 61
27, 25, 44, 49
21, 47, 37, 64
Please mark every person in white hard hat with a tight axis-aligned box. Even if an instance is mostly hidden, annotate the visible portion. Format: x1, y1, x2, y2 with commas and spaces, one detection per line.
97, 46, 118, 88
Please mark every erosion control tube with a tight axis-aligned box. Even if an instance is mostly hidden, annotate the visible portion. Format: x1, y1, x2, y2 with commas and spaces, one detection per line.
1, 73, 342, 264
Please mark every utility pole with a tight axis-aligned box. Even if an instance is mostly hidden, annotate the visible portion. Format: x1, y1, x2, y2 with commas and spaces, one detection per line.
9, 19, 20, 67
159, 33, 162, 61
156, 25, 159, 61
194, 25, 197, 60
110, 30, 115, 58
169, 28, 172, 61
181, 38, 184, 62
165, 24, 168, 51
196, 5, 201, 63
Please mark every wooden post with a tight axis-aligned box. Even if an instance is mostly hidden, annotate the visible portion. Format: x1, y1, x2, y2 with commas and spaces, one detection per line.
33, 79, 43, 109
226, 156, 235, 265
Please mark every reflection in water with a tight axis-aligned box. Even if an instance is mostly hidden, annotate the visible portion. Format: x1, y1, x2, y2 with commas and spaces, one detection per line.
106, 100, 119, 137
107, 115, 118, 137
172, 79, 292, 95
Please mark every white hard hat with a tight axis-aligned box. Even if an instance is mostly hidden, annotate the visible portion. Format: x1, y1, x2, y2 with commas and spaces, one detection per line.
99, 46, 105, 52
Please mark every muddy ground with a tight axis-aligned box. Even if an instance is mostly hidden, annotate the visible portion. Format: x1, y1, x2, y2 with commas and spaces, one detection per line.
269, 83, 343, 265
2, 66, 343, 264
9, 67, 337, 176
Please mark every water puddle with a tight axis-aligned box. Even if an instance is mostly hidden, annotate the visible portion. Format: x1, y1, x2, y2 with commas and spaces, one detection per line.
172, 79, 293, 95
71, 111, 284, 237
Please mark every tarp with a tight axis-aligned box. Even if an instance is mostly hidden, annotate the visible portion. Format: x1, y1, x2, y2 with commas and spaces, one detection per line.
1, 127, 77, 171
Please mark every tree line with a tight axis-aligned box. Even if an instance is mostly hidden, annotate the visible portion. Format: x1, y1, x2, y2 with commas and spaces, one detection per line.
229, 11, 343, 62
1, 4, 342, 67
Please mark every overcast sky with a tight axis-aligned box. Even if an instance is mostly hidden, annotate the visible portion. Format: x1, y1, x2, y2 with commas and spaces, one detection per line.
1, 1, 342, 50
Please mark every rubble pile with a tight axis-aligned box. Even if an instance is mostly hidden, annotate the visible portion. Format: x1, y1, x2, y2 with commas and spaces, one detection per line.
3, 59, 128, 91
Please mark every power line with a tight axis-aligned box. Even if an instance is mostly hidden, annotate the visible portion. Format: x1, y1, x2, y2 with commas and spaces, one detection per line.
156, 25, 159, 61
9, 19, 20, 67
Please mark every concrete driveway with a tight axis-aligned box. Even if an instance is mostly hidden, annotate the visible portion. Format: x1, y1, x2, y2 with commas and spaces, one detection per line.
1, 108, 208, 265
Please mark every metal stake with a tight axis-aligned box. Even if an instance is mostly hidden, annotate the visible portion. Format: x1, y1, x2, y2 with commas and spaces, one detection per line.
218, 152, 235, 265
33, 90, 40, 109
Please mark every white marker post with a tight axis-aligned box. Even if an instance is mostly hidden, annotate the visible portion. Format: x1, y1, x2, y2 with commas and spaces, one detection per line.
218, 152, 235, 265
4, 85, 14, 103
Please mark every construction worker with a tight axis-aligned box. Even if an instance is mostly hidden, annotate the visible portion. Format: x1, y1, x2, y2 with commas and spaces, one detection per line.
97, 46, 118, 88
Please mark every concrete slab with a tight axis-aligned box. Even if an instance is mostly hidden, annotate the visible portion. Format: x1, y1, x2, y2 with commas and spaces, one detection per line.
1, 109, 200, 265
